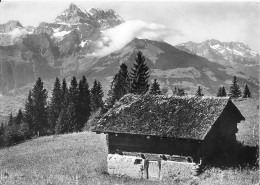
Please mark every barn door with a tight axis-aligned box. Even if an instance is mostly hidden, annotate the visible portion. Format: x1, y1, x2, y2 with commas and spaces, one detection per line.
147, 161, 160, 180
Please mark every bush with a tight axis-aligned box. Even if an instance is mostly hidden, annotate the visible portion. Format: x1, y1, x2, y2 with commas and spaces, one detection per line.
4, 125, 20, 146
84, 109, 101, 131
1, 121, 32, 147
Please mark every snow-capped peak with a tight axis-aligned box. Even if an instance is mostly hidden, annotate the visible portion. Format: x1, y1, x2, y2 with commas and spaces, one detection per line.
68, 3, 80, 11
207, 39, 257, 58
176, 39, 259, 65
52, 3, 124, 28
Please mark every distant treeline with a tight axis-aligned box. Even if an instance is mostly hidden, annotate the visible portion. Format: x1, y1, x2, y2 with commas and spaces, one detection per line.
0, 51, 252, 148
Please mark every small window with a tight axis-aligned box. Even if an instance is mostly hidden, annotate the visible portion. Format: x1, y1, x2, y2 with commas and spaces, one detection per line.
134, 159, 142, 164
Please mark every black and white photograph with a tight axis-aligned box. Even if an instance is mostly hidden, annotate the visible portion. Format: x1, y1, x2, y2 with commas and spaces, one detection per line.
0, 0, 259, 184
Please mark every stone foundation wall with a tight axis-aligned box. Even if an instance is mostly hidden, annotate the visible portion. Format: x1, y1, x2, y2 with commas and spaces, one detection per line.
107, 154, 145, 179
107, 154, 199, 180
160, 160, 198, 180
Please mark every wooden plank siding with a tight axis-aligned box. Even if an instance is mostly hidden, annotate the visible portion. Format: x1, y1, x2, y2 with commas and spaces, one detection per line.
198, 102, 240, 157
108, 133, 201, 159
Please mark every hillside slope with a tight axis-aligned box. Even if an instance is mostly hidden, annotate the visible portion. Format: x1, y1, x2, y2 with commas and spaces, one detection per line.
0, 99, 258, 184
0, 132, 156, 185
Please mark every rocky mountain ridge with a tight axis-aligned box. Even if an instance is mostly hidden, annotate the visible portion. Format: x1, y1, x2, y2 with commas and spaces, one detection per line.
0, 3, 124, 93
0, 3, 259, 98
176, 39, 259, 65
0, 20, 24, 33
53, 3, 124, 28
176, 39, 259, 89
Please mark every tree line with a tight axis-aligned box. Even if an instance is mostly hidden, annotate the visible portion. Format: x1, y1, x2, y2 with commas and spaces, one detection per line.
149, 75, 251, 98
0, 76, 104, 147
192, 75, 251, 98
0, 51, 253, 147
0, 51, 151, 147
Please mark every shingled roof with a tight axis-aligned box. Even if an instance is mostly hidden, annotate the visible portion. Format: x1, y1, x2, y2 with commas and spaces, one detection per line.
91, 94, 245, 140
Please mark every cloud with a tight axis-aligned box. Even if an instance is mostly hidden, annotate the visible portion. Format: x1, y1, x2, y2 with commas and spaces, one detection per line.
7, 28, 30, 42
90, 20, 183, 56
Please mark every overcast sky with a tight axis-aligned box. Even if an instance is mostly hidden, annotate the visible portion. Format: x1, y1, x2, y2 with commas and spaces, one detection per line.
0, 0, 259, 51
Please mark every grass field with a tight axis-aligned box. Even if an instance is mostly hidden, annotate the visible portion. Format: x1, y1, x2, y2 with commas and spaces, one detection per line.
0, 132, 259, 185
0, 99, 259, 185
234, 99, 259, 146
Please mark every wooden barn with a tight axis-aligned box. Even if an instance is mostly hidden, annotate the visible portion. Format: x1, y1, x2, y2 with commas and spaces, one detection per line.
91, 94, 245, 180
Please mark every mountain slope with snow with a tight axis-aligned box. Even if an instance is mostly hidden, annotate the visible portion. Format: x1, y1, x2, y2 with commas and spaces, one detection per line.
0, 3, 124, 92
176, 39, 260, 89
176, 39, 259, 65
0, 4, 258, 98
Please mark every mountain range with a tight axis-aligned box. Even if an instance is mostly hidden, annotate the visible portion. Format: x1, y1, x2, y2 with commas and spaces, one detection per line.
0, 3, 259, 99
176, 40, 259, 84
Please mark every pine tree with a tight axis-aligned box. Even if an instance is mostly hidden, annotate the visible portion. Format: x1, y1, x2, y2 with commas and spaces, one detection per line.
229, 76, 242, 99
24, 90, 34, 135
217, 86, 223, 97
65, 76, 79, 133
116, 63, 130, 98
222, 86, 227, 97
31, 77, 48, 136
196, 86, 204, 96
243, 84, 251, 98
149, 79, 161, 95
8, 113, 14, 126
130, 51, 150, 94
0, 123, 4, 136
217, 86, 227, 97
61, 78, 69, 107
106, 63, 130, 108
176, 88, 186, 96
66, 101, 78, 133
18, 121, 30, 141
69, 77, 78, 101
106, 80, 117, 110
4, 126, 16, 146
173, 87, 178, 95
54, 78, 70, 134
55, 109, 68, 134
77, 76, 91, 131
91, 80, 104, 113
14, 109, 23, 126
5, 113, 19, 146
0, 123, 4, 147
48, 78, 63, 133
6, 109, 30, 143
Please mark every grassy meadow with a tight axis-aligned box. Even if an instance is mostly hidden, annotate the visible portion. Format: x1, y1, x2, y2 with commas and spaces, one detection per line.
0, 99, 259, 185
234, 99, 259, 146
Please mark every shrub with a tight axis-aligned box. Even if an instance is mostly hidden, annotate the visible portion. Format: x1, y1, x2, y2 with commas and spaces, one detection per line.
84, 109, 101, 131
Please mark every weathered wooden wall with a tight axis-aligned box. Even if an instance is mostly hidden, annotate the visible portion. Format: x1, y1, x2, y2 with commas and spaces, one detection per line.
218, 101, 240, 144
199, 101, 241, 156
108, 133, 200, 158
